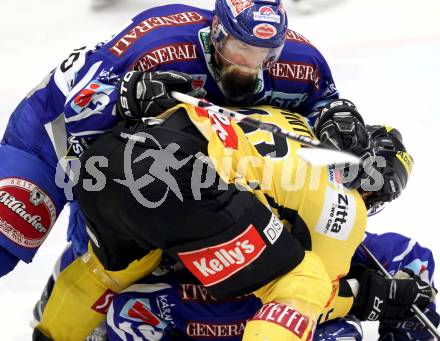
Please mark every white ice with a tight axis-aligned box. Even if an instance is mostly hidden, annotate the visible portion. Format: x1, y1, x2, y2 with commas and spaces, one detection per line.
0, 0, 439, 339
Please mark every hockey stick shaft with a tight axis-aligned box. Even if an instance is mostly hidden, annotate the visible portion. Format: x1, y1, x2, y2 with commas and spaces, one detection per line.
361, 243, 440, 339
171, 92, 361, 165
172, 91, 345, 150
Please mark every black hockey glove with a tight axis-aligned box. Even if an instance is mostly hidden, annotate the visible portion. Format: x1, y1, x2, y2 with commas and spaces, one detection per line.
314, 99, 373, 189
117, 70, 206, 120
350, 269, 436, 322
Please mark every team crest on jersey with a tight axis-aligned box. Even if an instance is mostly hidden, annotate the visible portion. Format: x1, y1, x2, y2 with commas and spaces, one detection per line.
120, 298, 169, 332
253, 23, 277, 39
253, 6, 281, 23
0, 178, 56, 248
195, 106, 239, 149
190, 74, 207, 89
226, 0, 254, 17
70, 80, 115, 116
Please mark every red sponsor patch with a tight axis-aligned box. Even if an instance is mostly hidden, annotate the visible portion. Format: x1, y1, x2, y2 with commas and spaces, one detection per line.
131, 43, 198, 72
253, 23, 277, 39
252, 302, 311, 338
91, 289, 116, 314
110, 12, 205, 57
195, 107, 238, 149
0, 178, 56, 248
186, 320, 246, 337
269, 61, 320, 90
226, 0, 254, 17
178, 225, 266, 287
128, 300, 161, 326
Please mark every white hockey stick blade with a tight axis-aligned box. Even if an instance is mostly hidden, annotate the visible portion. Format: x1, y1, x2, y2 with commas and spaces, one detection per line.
296, 148, 361, 166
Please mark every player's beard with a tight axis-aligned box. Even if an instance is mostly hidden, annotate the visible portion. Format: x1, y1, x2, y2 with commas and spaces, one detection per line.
217, 58, 259, 104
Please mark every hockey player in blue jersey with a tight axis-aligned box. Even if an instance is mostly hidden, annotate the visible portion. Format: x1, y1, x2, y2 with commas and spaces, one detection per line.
0, 0, 375, 278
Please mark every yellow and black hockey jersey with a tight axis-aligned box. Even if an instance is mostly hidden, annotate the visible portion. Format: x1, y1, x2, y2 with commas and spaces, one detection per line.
184, 103, 367, 320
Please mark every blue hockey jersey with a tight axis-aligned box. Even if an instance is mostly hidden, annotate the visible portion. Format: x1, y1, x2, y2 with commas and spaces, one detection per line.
0, 4, 338, 267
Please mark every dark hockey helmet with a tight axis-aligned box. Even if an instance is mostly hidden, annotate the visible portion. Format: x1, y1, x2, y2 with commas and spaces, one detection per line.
363, 125, 413, 212
213, 0, 288, 70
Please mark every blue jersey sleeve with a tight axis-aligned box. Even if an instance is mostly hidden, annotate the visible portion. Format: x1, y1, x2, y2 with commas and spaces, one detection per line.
353, 231, 435, 284
0, 144, 66, 264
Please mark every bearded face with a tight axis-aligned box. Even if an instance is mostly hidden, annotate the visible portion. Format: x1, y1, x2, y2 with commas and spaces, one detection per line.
210, 16, 282, 103
214, 54, 259, 103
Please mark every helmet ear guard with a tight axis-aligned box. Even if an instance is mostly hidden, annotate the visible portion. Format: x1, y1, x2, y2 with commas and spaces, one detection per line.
362, 125, 414, 211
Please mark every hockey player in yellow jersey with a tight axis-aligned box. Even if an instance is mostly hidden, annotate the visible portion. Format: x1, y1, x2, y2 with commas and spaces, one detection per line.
33, 103, 433, 341
183, 103, 374, 323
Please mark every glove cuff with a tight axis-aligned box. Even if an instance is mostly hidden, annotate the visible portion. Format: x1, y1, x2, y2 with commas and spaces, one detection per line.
350, 269, 388, 321
116, 71, 144, 120
315, 99, 363, 135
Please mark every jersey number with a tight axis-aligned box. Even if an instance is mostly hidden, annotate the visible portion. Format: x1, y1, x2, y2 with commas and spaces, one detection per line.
60, 46, 87, 72
236, 108, 289, 159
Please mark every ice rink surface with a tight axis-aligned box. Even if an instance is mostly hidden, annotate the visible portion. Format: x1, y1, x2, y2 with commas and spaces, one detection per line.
0, 0, 439, 339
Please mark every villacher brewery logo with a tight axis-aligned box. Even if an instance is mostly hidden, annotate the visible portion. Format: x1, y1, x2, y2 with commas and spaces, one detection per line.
0, 178, 56, 248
